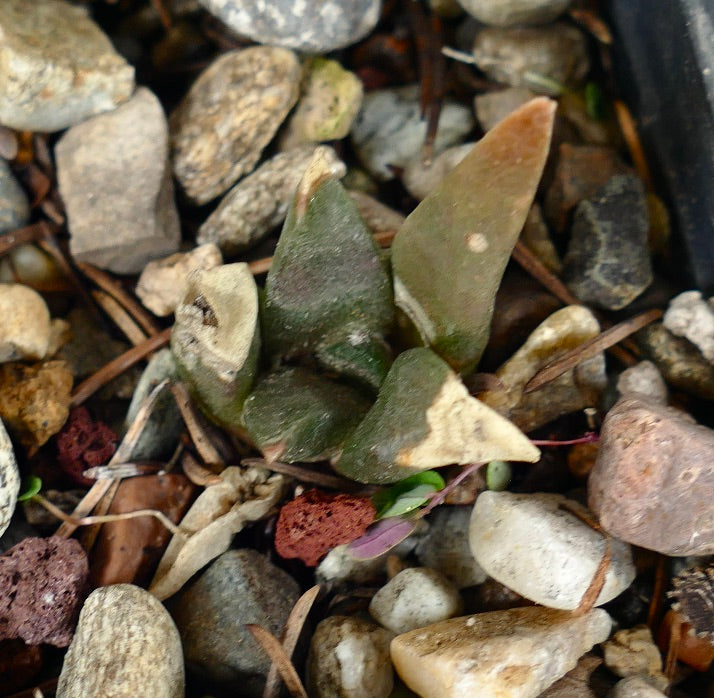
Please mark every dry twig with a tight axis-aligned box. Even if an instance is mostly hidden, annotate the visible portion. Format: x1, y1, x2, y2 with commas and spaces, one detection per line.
247, 625, 308, 698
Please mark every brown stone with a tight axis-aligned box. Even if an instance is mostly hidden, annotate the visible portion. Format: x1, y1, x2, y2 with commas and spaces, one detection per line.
544, 143, 629, 233
588, 396, 714, 555
90, 474, 195, 587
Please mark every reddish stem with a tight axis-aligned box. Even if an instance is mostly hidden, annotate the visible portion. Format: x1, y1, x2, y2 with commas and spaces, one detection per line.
530, 432, 600, 447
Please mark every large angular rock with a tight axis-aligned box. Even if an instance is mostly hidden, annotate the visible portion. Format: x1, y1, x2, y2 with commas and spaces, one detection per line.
56, 88, 180, 274
0, 0, 134, 131
588, 395, 714, 555
390, 606, 612, 698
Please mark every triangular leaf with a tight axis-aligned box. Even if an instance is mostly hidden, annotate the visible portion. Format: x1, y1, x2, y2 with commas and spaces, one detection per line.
347, 517, 417, 560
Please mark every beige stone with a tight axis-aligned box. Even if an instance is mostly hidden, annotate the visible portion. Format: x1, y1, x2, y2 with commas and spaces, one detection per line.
0, 283, 51, 362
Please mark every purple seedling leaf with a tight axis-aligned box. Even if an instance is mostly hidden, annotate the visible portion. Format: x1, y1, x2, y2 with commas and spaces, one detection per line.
346, 517, 417, 560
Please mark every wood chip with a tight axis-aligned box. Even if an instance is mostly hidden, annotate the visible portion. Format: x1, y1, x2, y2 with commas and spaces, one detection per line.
247, 624, 308, 698
91, 290, 147, 346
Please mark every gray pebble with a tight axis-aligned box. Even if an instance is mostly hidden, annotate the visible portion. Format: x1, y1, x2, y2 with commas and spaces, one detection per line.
608, 676, 667, 698
57, 87, 180, 275
474, 87, 536, 131
171, 549, 299, 696
403, 142, 475, 200
0, 0, 134, 132
0, 159, 29, 234
170, 46, 301, 204
197, 0, 382, 53
458, 0, 572, 26
616, 361, 668, 404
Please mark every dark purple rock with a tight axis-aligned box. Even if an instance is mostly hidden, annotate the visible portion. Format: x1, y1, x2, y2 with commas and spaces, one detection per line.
0, 536, 89, 646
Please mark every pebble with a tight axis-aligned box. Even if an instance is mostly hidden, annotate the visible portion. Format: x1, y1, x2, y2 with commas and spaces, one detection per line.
370, 567, 463, 634
602, 626, 667, 691
402, 142, 474, 200
474, 86, 536, 132
57, 87, 180, 275
539, 654, 602, 698
198, 145, 345, 255
544, 143, 630, 234
663, 290, 714, 362
347, 190, 405, 236
197, 0, 381, 53
471, 23, 590, 93
281, 58, 363, 149
170, 46, 301, 204
135, 243, 222, 316
458, 0, 572, 26
307, 616, 394, 698
171, 549, 299, 696
563, 174, 653, 310
588, 395, 714, 556
608, 676, 667, 698
520, 202, 562, 273
390, 606, 612, 698
616, 361, 668, 404
636, 323, 714, 400
351, 86, 474, 181
469, 491, 636, 610
0, 283, 51, 362
0, 361, 73, 449
0, 0, 134, 132
0, 536, 89, 646
0, 423, 22, 535
0, 159, 29, 234
57, 584, 184, 698
415, 506, 488, 588
479, 305, 606, 433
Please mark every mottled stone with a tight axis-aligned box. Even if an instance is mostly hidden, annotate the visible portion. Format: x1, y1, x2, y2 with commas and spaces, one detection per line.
0, 419, 19, 540
458, 0, 572, 26
0, 0, 134, 131
281, 58, 363, 148
589, 395, 714, 555
351, 86, 474, 181
57, 585, 184, 698
172, 549, 299, 696
663, 290, 714, 362
197, 0, 381, 53
0, 159, 28, 234
539, 654, 601, 698
544, 143, 630, 233
307, 616, 394, 698
0, 536, 89, 646
563, 174, 652, 310
608, 676, 667, 698
470, 491, 635, 610
0, 284, 51, 362
415, 506, 488, 588
474, 87, 536, 131
402, 142, 474, 200
198, 145, 345, 255
136, 244, 222, 316
370, 568, 463, 634
170, 47, 301, 204
602, 626, 667, 691
480, 305, 606, 433
616, 361, 668, 404
390, 606, 612, 698
471, 23, 589, 93
57, 88, 180, 274
0, 361, 73, 448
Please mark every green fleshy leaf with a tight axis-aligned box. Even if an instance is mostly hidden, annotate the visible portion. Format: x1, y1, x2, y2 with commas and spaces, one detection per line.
241, 367, 372, 463
391, 98, 556, 373
334, 348, 540, 484
262, 151, 393, 386
373, 470, 445, 519
485, 460, 511, 491
17, 475, 42, 501
315, 333, 392, 393
585, 82, 607, 121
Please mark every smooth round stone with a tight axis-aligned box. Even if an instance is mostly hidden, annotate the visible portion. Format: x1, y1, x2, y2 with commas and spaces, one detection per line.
197, 0, 382, 53
307, 616, 394, 698
0, 417, 19, 538
402, 142, 474, 200
469, 491, 636, 610
170, 46, 301, 204
56, 584, 184, 698
0, 283, 51, 361
457, 0, 572, 26
663, 290, 714, 362
0, 0, 134, 132
616, 361, 668, 404
369, 567, 463, 634
0, 159, 29, 234
351, 86, 474, 181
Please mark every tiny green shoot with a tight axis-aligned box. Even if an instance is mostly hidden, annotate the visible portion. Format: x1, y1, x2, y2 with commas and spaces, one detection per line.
372, 470, 446, 520
17, 475, 42, 502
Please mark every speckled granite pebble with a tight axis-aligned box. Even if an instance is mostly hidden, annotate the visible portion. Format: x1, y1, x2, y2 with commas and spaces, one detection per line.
197, 0, 382, 53
171, 46, 301, 204
0, 418, 19, 539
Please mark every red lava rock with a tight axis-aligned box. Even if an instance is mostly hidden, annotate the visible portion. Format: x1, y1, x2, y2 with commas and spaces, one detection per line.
588, 395, 714, 556
55, 406, 117, 487
0, 536, 89, 646
275, 489, 376, 567
0, 639, 43, 695
90, 473, 195, 587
